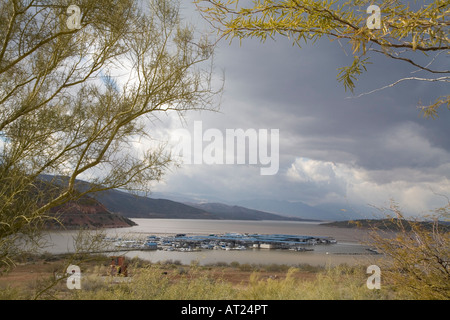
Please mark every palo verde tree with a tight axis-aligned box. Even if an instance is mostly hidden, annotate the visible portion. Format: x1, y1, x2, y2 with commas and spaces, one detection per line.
368, 200, 449, 299
195, 0, 449, 117
0, 0, 220, 270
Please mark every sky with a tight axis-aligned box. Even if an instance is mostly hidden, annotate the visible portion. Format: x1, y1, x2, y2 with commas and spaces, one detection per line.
140, 1, 450, 218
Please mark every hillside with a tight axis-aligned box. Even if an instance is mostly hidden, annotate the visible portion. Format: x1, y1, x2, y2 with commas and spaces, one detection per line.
39, 175, 219, 220
39, 175, 320, 221
323, 219, 450, 232
92, 188, 219, 219
11, 177, 136, 230
187, 202, 311, 221
46, 194, 136, 229
92, 189, 305, 221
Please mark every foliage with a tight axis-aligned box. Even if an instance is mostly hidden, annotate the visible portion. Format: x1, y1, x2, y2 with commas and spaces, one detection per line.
195, 0, 449, 116
0, 0, 220, 269
70, 264, 236, 300
67, 264, 391, 300
4, 254, 446, 299
368, 200, 450, 299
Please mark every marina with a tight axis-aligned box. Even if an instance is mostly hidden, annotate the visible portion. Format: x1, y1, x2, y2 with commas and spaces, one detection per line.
105, 232, 338, 253
42, 219, 379, 266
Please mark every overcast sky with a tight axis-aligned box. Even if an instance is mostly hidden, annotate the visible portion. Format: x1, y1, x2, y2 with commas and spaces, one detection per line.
145, 1, 450, 218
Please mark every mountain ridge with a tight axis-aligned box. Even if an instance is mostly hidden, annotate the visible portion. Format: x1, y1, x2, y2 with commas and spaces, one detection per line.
185, 202, 316, 221
41, 175, 371, 222
39, 175, 309, 222
33, 178, 137, 229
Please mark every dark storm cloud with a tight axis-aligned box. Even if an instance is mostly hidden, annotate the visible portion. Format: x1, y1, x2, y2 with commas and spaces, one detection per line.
149, 2, 450, 216
212, 34, 450, 171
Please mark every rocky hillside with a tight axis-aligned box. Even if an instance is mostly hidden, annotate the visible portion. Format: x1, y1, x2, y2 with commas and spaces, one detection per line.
46, 194, 136, 230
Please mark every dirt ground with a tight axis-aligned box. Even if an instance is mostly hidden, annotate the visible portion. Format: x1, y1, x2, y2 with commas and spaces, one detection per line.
0, 256, 318, 293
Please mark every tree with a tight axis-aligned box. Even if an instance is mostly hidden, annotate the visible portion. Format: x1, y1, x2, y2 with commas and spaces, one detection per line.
195, 0, 449, 117
0, 0, 220, 270
368, 200, 449, 299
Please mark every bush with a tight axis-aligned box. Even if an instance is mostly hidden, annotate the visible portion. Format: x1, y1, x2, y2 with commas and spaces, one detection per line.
238, 263, 253, 272
238, 266, 388, 300
71, 266, 236, 300
368, 201, 450, 299
263, 263, 290, 272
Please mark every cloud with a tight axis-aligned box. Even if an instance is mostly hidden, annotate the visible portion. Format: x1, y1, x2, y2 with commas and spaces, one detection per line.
142, 2, 450, 218
284, 156, 450, 215
355, 121, 450, 172
287, 158, 338, 183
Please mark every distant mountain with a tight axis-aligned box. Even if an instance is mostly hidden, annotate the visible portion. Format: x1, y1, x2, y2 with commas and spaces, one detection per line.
186, 202, 312, 221
39, 175, 218, 220
234, 199, 372, 221
233, 199, 334, 221
92, 188, 219, 219
149, 192, 363, 221
323, 219, 450, 232
149, 192, 331, 220
40, 175, 370, 222
149, 191, 221, 204
39, 175, 311, 221
92, 190, 308, 221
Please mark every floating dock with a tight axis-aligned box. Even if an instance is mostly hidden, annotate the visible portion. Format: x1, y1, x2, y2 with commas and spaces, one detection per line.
104, 233, 337, 252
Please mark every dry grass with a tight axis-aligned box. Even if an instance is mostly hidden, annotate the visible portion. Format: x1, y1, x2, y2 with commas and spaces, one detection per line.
0, 254, 390, 300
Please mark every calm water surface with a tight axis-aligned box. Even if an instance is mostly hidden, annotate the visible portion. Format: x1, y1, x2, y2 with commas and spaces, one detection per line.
43, 219, 381, 266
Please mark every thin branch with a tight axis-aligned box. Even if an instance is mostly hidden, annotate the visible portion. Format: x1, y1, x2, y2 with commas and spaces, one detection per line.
369, 48, 450, 74
410, 51, 447, 74
349, 76, 450, 99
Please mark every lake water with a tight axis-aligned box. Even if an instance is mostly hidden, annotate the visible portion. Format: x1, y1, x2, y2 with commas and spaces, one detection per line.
42, 219, 382, 267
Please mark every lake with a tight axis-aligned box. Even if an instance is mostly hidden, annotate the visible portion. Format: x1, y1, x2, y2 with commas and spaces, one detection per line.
42, 219, 382, 267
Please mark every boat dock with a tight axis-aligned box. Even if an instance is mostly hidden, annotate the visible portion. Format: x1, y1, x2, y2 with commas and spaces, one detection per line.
103, 233, 337, 252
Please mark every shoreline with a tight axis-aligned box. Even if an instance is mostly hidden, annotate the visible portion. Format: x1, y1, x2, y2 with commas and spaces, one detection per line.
40, 219, 381, 267
121, 218, 373, 243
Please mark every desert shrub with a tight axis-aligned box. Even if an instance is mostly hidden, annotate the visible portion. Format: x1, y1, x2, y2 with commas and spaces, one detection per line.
369, 201, 450, 299
1, 261, 396, 300
238, 263, 253, 272
0, 286, 29, 299
128, 257, 151, 269
296, 263, 325, 273
237, 266, 389, 300
72, 266, 236, 300
263, 263, 290, 272
214, 261, 230, 267
190, 260, 200, 268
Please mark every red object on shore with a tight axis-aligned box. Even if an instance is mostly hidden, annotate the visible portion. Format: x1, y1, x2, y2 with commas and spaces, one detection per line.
110, 256, 128, 277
